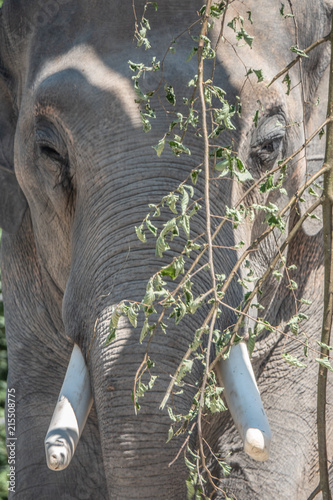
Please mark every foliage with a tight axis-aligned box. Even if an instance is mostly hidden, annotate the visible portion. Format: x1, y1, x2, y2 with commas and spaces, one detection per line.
106, 1, 333, 497
0, 0, 331, 498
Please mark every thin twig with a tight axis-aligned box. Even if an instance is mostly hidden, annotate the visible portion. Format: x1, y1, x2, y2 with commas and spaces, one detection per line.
197, 1, 220, 492
307, 483, 321, 500
267, 33, 331, 88
210, 116, 333, 248
168, 422, 196, 467
209, 196, 323, 371
211, 0, 230, 80
317, 17, 333, 500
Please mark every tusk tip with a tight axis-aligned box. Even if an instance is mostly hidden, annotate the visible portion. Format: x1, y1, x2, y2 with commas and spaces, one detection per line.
45, 440, 72, 471
244, 428, 271, 462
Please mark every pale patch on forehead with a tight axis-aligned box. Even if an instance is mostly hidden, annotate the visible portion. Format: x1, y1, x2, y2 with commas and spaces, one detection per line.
33, 44, 140, 128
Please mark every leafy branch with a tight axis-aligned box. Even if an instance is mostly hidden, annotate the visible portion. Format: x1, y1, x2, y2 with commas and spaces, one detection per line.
108, 2, 333, 496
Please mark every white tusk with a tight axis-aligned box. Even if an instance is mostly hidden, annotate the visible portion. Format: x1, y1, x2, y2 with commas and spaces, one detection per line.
45, 344, 93, 471
217, 342, 271, 461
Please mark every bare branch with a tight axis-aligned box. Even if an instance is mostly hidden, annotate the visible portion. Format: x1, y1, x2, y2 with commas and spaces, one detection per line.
267, 33, 331, 88
317, 19, 333, 500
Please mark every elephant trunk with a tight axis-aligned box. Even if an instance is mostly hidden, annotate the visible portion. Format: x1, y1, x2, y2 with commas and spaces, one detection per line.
44, 342, 271, 474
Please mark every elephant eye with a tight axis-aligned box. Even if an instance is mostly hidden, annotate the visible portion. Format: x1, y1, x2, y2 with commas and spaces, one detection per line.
36, 129, 73, 197
39, 144, 66, 163
36, 123, 68, 163
250, 114, 285, 168
257, 137, 283, 161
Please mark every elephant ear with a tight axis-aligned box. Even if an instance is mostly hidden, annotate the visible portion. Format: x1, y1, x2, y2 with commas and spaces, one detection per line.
0, 59, 27, 233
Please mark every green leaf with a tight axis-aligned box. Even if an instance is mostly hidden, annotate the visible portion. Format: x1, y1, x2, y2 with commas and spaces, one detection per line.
282, 352, 306, 368
152, 138, 165, 157
148, 203, 161, 217
156, 235, 170, 257
134, 80, 148, 101
135, 224, 146, 242
248, 329, 256, 357
280, 3, 294, 17
247, 10, 253, 24
236, 27, 254, 48
185, 46, 198, 62
145, 217, 158, 236
218, 459, 232, 478
300, 298, 312, 305
253, 69, 263, 82
162, 193, 179, 214
316, 357, 333, 372
111, 306, 123, 328
288, 279, 298, 290
188, 295, 204, 315
127, 305, 138, 328
179, 214, 190, 238
272, 270, 283, 281
176, 359, 193, 383
215, 159, 229, 174
165, 84, 176, 105
183, 184, 194, 198
179, 189, 189, 216
308, 187, 320, 198
282, 73, 291, 95
161, 256, 185, 280
168, 140, 191, 156
140, 111, 152, 132
166, 425, 174, 443
259, 175, 274, 193
190, 169, 200, 185
316, 342, 333, 351
106, 327, 117, 344
290, 45, 309, 58
140, 319, 149, 343
234, 167, 253, 183
288, 315, 300, 335
143, 286, 155, 306
253, 109, 259, 127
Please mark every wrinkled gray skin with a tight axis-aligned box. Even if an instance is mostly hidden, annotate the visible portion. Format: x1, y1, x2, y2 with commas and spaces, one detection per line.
1, 1, 333, 498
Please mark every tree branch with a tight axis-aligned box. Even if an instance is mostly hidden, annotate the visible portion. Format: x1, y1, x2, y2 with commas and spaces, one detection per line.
267, 33, 331, 88
317, 18, 333, 500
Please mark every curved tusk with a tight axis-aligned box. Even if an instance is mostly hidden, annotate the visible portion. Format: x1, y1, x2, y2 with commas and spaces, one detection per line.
217, 342, 271, 461
45, 344, 93, 471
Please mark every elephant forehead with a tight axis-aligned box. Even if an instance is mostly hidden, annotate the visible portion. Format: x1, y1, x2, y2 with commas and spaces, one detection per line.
32, 44, 141, 129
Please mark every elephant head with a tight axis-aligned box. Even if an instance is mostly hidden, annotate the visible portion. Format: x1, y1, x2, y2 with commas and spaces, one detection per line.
1, 1, 332, 499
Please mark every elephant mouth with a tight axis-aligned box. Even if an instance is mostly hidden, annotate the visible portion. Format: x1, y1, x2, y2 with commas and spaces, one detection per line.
44, 341, 271, 471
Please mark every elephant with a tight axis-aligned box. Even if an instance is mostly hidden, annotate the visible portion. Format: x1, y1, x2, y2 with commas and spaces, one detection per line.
1, 0, 333, 498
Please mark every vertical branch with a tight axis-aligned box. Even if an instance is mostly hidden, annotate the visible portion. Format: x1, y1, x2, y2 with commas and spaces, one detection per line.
318, 18, 333, 500
196, 0, 219, 491
198, 3, 216, 306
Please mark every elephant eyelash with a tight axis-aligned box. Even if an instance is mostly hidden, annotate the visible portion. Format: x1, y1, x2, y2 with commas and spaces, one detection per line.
39, 145, 72, 190
36, 136, 75, 210
55, 165, 76, 214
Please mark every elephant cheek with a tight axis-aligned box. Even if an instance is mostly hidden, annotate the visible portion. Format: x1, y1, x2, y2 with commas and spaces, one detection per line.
44, 344, 93, 470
